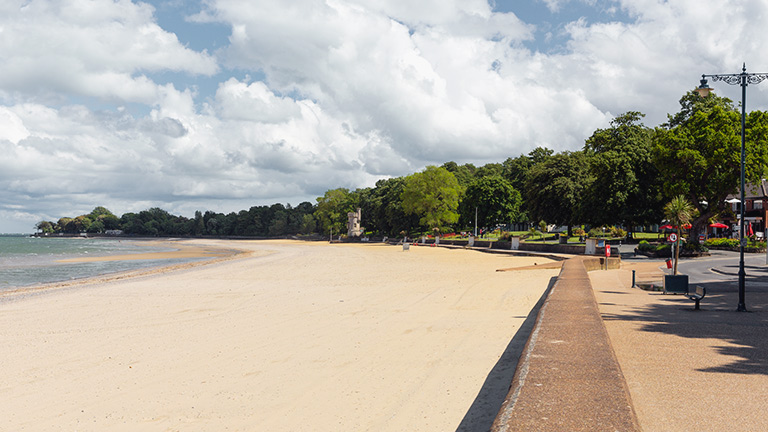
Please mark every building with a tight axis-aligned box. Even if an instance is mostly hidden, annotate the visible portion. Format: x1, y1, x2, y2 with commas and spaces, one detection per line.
347, 208, 362, 237
722, 179, 768, 237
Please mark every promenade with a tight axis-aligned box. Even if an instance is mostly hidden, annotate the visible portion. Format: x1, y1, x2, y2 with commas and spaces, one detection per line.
493, 252, 768, 431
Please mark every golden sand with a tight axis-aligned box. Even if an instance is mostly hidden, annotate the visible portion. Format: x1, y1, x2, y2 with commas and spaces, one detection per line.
0, 239, 559, 431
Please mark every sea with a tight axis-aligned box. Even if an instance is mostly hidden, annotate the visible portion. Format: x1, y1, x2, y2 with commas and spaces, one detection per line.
0, 235, 201, 290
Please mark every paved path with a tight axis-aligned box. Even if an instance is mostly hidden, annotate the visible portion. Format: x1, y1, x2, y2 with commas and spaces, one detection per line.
493, 250, 768, 431
591, 262, 768, 431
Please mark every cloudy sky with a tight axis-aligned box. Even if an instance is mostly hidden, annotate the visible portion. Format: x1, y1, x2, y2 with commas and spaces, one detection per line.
2, 0, 768, 232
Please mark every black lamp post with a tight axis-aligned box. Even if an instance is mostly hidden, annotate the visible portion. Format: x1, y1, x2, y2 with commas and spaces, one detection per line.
695, 63, 768, 312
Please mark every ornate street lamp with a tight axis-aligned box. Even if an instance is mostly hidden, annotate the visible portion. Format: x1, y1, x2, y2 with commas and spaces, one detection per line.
695, 63, 768, 312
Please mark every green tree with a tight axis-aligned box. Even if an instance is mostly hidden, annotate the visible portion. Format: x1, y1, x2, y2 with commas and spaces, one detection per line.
654, 91, 768, 243
582, 112, 664, 235
35, 220, 54, 234
100, 214, 120, 231
120, 213, 141, 234
268, 210, 289, 236
89, 206, 114, 220
299, 214, 316, 234
194, 211, 205, 236
459, 176, 522, 231
366, 177, 419, 237
315, 188, 352, 235
441, 162, 477, 187
401, 166, 462, 233
525, 151, 591, 234
56, 217, 73, 233
502, 147, 554, 222
87, 219, 105, 233
664, 195, 694, 275
539, 220, 547, 232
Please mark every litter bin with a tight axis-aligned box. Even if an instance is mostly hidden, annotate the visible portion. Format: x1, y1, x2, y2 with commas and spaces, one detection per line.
666, 259, 672, 269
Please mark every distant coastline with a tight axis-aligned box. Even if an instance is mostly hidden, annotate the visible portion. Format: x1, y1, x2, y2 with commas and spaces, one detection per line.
0, 237, 245, 294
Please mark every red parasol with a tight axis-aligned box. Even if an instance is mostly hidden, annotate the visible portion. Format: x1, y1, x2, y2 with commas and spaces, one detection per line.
660, 224, 675, 230
709, 222, 728, 228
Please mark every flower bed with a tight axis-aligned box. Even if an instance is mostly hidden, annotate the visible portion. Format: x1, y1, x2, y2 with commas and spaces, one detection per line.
704, 238, 766, 253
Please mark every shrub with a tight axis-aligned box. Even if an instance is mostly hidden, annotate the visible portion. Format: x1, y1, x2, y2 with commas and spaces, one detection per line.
610, 226, 627, 239
588, 227, 609, 238
637, 240, 655, 252
683, 242, 709, 252
705, 238, 739, 248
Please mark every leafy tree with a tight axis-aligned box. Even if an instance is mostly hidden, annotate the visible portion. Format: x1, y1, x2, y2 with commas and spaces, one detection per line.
654, 91, 768, 243
194, 211, 205, 236
664, 195, 694, 275
475, 163, 504, 179
100, 214, 120, 230
300, 214, 316, 234
366, 177, 419, 237
502, 147, 554, 222
119, 213, 141, 234
459, 175, 522, 231
441, 162, 477, 187
401, 166, 462, 233
315, 188, 353, 235
56, 217, 73, 233
525, 151, 591, 234
582, 112, 664, 235
35, 220, 54, 234
87, 219, 105, 233
268, 210, 289, 236
89, 206, 115, 219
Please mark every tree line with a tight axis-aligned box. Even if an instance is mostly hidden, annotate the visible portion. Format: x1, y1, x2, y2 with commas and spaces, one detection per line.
36, 91, 768, 243
36, 203, 317, 237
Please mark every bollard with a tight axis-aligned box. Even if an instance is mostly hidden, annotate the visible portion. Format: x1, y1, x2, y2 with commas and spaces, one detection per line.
632, 270, 636, 288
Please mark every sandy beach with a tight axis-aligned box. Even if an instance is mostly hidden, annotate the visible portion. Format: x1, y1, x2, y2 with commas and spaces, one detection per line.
0, 239, 558, 431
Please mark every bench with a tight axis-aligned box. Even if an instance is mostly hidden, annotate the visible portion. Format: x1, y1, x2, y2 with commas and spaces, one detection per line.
685, 285, 706, 310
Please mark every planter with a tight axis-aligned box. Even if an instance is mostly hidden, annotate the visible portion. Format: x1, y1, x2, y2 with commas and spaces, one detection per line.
663, 274, 688, 294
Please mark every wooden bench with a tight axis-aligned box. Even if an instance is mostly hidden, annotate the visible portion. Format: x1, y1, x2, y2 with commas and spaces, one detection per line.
685, 285, 706, 310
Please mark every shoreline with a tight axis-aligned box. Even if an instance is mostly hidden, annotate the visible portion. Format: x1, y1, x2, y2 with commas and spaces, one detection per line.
0, 239, 250, 300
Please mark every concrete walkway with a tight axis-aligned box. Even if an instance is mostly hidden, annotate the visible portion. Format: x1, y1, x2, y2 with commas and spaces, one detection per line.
492, 252, 768, 431
590, 265, 768, 431
492, 257, 640, 431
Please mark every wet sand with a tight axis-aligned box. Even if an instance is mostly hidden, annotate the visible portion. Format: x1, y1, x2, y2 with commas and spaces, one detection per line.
56, 239, 239, 262
0, 239, 558, 431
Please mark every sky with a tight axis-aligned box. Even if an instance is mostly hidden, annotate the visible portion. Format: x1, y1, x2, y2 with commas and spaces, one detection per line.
3, 0, 768, 233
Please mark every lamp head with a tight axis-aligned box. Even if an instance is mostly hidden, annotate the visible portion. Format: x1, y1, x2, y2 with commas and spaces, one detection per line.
695, 75, 713, 97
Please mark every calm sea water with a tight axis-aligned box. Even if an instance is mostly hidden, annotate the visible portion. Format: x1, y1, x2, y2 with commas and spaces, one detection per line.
0, 236, 201, 290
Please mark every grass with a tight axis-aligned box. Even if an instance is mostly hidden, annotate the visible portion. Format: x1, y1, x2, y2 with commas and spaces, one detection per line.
632, 232, 668, 240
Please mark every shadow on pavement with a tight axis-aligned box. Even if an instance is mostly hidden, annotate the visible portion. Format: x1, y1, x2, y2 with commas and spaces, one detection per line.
602, 279, 768, 376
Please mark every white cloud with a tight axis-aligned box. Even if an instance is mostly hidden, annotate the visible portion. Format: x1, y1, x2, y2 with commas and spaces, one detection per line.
215, 78, 301, 122
4, 0, 768, 231
0, 0, 218, 105
541, 0, 569, 13
211, 0, 601, 166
